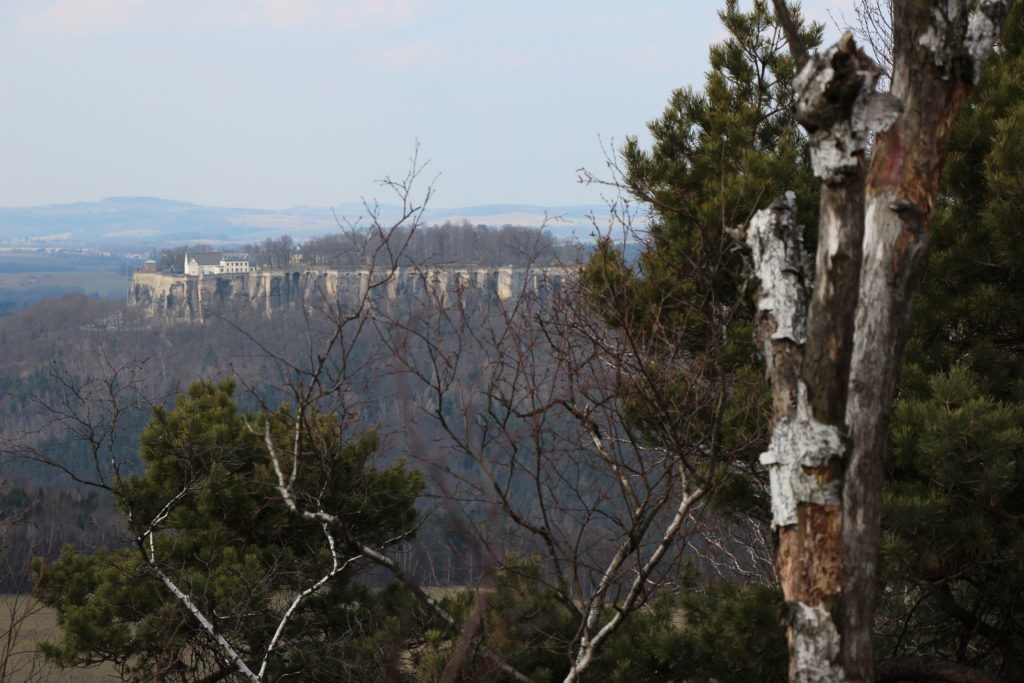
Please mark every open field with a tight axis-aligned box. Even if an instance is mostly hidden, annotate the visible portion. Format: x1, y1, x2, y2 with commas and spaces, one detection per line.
0, 272, 129, 315
0, 251, 132, 274
0, 250, 134, 313
0, 272, 130, 298
0, 595, 117, 682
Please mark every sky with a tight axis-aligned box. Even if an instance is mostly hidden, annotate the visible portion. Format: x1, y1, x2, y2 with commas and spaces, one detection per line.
0, 0, 856, 210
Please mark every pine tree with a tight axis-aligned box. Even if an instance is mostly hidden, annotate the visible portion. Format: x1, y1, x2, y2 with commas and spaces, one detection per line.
411, 561, 788, 683
582, 0, 821, 517
588, 1, 1016, 677
35, 380, 424, 681
877, 5, 1024, 679
572, 4, 818, 677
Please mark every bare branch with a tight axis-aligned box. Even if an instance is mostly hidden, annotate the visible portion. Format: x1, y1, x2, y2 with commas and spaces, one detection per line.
771, 0, 809, 66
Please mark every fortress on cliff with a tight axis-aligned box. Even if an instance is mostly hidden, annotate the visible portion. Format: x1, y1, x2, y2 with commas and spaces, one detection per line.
129, 261, 572, 324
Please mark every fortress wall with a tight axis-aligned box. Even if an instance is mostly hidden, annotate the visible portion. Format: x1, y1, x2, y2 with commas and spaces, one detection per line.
128, 266, 572, 324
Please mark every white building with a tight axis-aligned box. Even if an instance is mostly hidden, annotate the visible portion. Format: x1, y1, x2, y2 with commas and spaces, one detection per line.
184, 251, 255, 276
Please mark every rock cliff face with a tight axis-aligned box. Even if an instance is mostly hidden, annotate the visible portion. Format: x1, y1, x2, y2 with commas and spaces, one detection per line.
129, 267, 572, 323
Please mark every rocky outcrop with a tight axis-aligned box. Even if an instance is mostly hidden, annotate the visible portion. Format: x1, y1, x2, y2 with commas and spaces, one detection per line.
129, 266, 572, 324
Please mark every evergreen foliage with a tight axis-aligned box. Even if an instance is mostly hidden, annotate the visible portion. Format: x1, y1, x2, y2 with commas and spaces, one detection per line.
585, 1, 1024, 677
412, 562, 578, 681
620, 0, 819, 290
879, 5, 1024, 677
35, 380, 424, 681
563, 3, 818, 675
582, 0, 821, 520
593, 575, 787, 682
413, 562, 786, 682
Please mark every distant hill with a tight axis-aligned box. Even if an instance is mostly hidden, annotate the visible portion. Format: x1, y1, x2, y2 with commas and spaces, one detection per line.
0, 197, 617, 246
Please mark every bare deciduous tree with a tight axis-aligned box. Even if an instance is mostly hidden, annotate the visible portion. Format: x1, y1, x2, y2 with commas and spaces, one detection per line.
374, 208, 775, 680
234, 157, 544, 683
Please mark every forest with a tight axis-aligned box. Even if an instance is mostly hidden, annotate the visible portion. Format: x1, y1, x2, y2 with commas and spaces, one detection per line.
1, 1, 1023, 681
154, 220, 582, 271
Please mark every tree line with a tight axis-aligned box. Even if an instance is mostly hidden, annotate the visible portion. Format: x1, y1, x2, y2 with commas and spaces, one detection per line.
152, 222, 580, 272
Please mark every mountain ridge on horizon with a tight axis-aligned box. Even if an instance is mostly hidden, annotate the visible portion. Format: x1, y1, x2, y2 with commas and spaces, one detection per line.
0, 196, 615, 245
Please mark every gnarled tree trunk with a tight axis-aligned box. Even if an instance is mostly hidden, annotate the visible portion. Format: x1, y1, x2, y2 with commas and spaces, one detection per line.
755, 2, 1010, 680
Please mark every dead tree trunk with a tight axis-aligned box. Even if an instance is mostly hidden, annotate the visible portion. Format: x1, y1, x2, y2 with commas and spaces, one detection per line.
755, 2, 1009, 681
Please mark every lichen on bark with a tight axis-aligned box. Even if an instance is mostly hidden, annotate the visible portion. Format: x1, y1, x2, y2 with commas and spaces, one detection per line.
788, 602, 845, 682
761, 385, 845, 529
746, 191, 807, 348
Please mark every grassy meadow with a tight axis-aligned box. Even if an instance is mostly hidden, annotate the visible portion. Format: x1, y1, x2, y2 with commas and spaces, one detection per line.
0, 250, 133, 315
0, 271, 130, 299
0, 595, 117, 682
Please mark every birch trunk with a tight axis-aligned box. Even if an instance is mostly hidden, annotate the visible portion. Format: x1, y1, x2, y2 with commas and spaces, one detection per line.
753, 2, 1009, 680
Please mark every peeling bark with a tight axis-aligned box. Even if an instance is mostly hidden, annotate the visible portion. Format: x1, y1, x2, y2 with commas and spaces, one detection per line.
844, 3, 1008, 680
752, 25, 881, 680
751, 2, 1009, 681
749, 194, 847, 680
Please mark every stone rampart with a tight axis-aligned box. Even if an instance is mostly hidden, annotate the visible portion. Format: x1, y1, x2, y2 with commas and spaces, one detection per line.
129, 266, 572, 323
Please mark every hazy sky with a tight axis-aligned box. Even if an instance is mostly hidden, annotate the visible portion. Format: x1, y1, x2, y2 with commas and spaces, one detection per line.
0, 0, 855, 209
